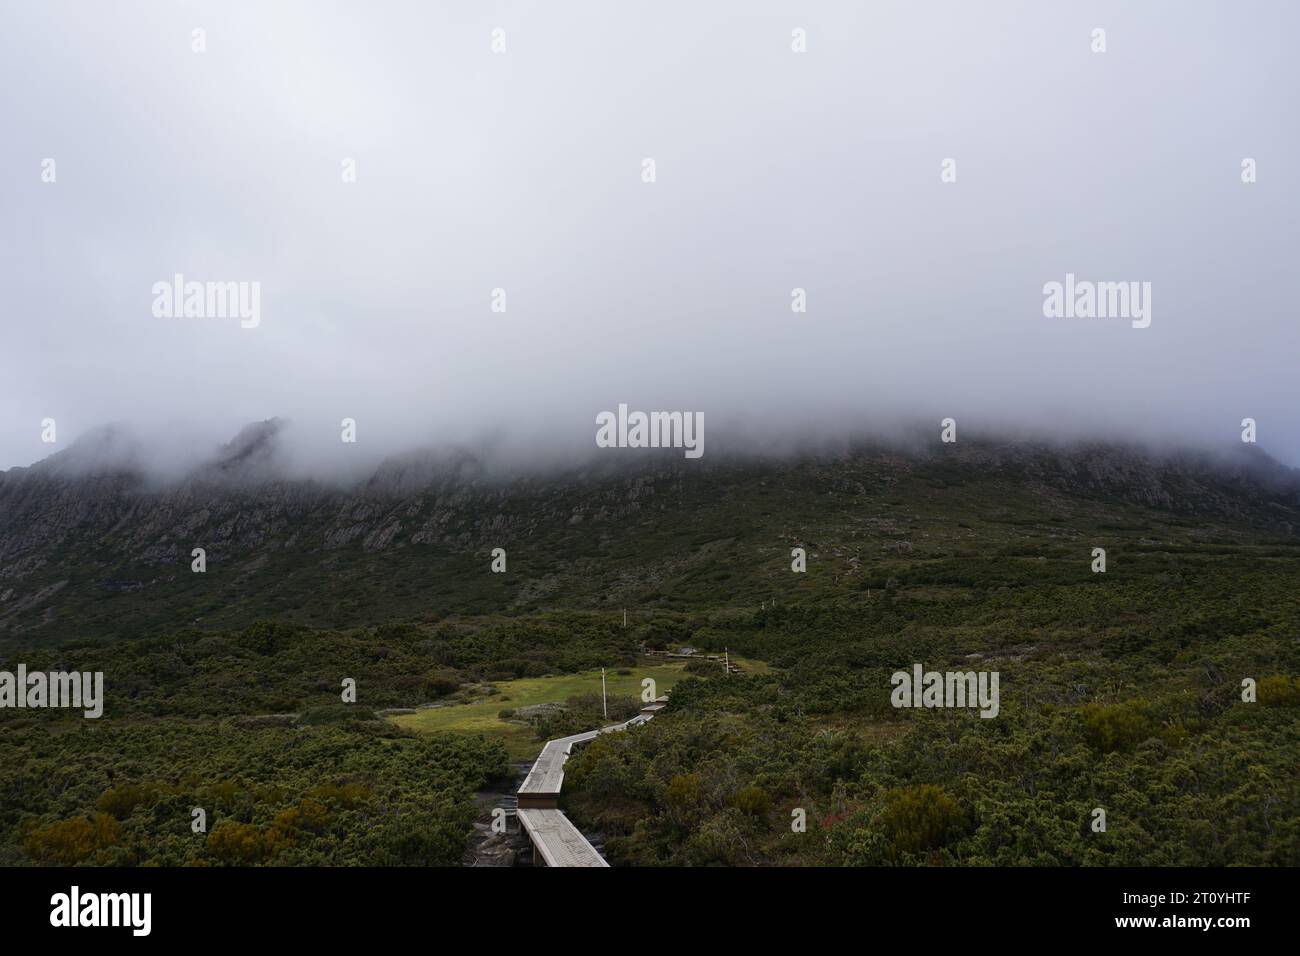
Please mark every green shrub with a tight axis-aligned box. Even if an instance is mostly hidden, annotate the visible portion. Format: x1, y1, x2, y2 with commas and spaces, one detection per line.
879, 785, 966, 856
298, 706, 374, 725
1080, 700, 1155, 752
732, 785, 772, 818
1259, 675, 1300, 707
307, 782, 371, 809
95, 782, 161, 819
665, 773, 705, 825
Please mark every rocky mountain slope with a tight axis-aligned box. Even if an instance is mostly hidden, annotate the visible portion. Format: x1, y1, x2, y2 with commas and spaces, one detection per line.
3, 421, 1299, 644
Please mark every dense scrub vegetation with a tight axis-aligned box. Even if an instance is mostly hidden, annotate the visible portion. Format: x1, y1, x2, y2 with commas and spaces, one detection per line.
561, 551, 1300, 865
0, 620, 536, 866
6, 719, 506, 866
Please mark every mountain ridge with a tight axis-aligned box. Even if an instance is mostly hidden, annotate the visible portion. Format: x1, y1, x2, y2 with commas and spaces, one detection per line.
3, 420, 1299, 644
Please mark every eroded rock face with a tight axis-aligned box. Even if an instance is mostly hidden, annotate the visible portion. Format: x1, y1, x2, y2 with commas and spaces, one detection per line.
0, 423, 693, 573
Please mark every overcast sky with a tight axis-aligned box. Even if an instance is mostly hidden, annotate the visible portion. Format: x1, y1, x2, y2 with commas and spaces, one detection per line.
2, 0, 1297, 473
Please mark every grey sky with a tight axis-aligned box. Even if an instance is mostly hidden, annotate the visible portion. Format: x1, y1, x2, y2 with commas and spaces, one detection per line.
2, 0, 1297, 472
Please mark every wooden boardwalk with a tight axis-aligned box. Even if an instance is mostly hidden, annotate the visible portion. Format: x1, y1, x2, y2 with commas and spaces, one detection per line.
515, 697, 667, 866
516, 808, 609, 867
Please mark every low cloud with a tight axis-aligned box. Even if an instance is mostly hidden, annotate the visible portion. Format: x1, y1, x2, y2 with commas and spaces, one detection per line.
3, 1, 1297, 471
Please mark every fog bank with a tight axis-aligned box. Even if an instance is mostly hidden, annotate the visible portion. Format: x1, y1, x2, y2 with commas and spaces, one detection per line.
2, 1, 1297, 470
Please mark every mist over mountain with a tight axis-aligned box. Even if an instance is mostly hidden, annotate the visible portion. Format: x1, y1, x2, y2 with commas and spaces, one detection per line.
10, 413, 1299, 487
3, 416, 1298, 645
3, 1, 1299, 472
3, 2, 1299, 882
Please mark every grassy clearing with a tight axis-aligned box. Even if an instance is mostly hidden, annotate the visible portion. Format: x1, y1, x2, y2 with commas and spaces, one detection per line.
390, 662, 689, 760
727, 654, 771, 675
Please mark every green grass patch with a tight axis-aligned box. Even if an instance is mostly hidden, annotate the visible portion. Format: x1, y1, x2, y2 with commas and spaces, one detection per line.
390, 662, 689, 760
